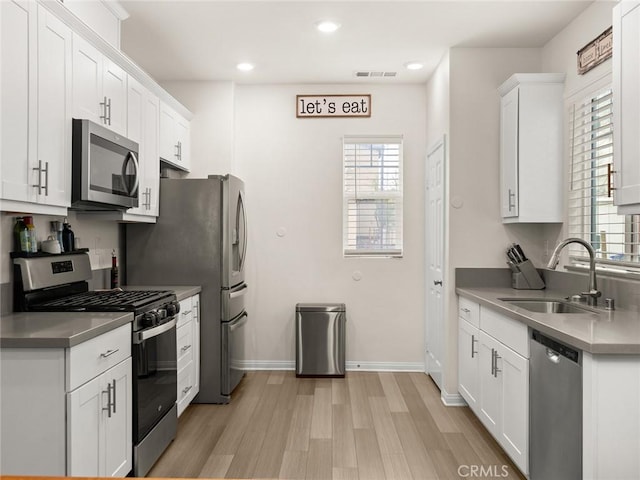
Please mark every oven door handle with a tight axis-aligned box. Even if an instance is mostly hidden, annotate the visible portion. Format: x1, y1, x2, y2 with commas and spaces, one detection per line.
133, 318, 177, 344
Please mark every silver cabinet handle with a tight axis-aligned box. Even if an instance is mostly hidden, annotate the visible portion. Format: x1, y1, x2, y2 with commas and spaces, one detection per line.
102, 382, 113, 418
508, 189, 516, 211
100, 348, 119, 358
178, 141, 182, 160
107, 97, 112, 125
180, 344, 192, 353
194, 302, 199, 322
100, 96, 108, 124
433, 280, 443, 286
111, 379, 116, 414
175, 141, 180, 159
493, 350, 501, 377
490, 348, 496, 375
182, 310, 192, 316
471, 334, 478, 359
182, 385, 193, 396
32, 160, 43, 194
461, 307, 471, 314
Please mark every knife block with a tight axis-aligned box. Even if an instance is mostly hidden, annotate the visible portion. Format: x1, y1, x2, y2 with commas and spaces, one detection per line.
512, 260, 545, 290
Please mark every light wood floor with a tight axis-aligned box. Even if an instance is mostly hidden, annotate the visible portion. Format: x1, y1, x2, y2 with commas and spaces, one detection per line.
148, 371, 525, 479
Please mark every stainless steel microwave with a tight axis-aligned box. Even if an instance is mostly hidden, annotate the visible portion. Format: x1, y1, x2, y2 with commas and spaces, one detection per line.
72, 119, 139, 210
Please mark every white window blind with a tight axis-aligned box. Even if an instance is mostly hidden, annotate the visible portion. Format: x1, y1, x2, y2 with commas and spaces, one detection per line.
568, 86, 640, 268
343, 136, 403, 257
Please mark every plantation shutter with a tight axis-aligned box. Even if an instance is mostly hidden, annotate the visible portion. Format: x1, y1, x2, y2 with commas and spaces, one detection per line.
343, 136, 403, 257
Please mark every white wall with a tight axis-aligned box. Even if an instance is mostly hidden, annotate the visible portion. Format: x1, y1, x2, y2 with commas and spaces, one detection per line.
229, 84, 427, 368
441, 48, 546, 395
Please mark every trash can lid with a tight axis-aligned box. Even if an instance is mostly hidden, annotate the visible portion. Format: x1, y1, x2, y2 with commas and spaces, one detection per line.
296, 303, 346, 312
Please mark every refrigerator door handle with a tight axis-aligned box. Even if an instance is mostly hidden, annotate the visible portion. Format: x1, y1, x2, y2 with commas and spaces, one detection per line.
229, 284, 248, 299
237, 189, 248, 273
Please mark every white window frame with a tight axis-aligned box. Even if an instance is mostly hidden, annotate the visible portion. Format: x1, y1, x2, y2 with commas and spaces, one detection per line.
342, 135, 403, 257
567, 81, 640, 278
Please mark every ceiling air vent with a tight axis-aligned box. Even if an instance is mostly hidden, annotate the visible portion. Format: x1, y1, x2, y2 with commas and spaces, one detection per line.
355, 71, 397, 78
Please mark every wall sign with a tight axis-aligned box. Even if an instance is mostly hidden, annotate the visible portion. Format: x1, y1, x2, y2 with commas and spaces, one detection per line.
577, 26, 612, 75
296, 94, 371, 118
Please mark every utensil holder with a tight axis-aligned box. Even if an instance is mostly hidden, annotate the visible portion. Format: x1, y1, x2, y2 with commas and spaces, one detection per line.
511, 260, 545, 290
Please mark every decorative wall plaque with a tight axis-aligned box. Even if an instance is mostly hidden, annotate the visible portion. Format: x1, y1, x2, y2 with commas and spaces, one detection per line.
296, 94, 371, 118
577, 26, 612, 75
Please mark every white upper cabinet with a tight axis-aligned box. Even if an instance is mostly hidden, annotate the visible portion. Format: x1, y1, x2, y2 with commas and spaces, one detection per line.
0, 1, 72, 216
62, 0, 127, 49
124, 76, 159, 220
498, 73, 565, 223
613, 1, 640, 214
159, 101, 191, 172
72, 34, 126, 136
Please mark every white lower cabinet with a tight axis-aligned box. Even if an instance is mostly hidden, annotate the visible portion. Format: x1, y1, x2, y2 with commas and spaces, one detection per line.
0, 323, 132, 476
458, 297, 529, 476
177, 294, 200, 416
68, 357, 132, 477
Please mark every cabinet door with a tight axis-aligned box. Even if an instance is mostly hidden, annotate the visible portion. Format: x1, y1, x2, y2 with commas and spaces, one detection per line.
500, 87, 519, 218
458, 318, 480, 412
67, 373, 102, 476
1, 0, 36, 203
613, 2, 640, 211
498, 344, 529, 475
72, 34, 103, 124
144, 93, 160, 216
159, 101, 177, 162
36, 6, 71, 208
192, 295, 200, 396
175, 114, 190, 171
103, 59, 126, 135
478, 331, 501, 438
126, 76, 145, 215
103, 357, 132, 477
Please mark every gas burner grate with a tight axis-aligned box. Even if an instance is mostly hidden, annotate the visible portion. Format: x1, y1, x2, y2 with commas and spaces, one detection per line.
36, 290, 173, 310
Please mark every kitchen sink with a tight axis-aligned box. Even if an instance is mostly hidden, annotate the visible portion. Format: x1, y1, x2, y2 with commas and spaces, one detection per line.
499, 299, 596, 314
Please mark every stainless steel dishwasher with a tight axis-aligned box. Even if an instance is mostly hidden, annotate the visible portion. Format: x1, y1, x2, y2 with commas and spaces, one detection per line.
530, 330, 582, 480
295, 303, 346, 377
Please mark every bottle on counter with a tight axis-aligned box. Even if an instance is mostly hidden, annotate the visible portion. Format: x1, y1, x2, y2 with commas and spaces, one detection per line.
52, 221, 64, 252
14, 217, 28, 252
61, 218, 75, 252
110, 250, 119, 289
23, 216, 37, 253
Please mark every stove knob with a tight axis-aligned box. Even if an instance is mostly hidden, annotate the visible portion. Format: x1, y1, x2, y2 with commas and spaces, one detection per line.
142, 311, 158, 328
167, 300, 180, 316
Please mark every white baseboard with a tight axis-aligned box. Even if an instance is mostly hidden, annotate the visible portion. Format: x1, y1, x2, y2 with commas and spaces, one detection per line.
239, 360, 425, 372
441, 389, 467, 406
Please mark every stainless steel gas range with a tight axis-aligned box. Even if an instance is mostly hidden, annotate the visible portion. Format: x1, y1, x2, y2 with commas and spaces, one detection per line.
13, 252, 179, 477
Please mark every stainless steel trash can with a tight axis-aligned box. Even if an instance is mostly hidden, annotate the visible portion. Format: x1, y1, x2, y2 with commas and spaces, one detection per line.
296, 303, 346, 377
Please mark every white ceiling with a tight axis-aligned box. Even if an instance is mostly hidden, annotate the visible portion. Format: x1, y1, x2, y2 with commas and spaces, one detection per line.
119, 0, 595, 85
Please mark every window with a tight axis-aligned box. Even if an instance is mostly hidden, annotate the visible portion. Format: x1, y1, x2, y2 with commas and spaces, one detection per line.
568, 86, 640, 271
343, 136, 403, 257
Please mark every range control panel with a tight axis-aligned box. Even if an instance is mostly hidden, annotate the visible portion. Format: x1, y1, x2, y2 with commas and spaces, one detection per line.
51, 260, 74, 274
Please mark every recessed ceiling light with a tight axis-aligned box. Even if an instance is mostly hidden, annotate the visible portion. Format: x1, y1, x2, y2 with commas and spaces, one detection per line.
316, 20, 341, 33
236, 62, 254, 72
404, 62, 424, 71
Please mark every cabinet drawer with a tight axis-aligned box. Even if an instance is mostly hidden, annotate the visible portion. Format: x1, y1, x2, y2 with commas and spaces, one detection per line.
480, 307, 529, 358
459, 297, 480, 328
67, 323, 131, 391
176, 321, 194, 368
177, 296, 193, 327
177, 363, 194, 416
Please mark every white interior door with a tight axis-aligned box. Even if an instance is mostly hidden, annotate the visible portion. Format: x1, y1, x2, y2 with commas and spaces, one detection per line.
425, 136, 446, 390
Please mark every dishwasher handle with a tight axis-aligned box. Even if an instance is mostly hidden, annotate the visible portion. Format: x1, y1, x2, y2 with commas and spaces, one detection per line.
545, 348, 560, 364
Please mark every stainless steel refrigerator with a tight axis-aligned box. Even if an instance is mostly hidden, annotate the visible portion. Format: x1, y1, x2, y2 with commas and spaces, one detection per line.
126, 174, 248, 404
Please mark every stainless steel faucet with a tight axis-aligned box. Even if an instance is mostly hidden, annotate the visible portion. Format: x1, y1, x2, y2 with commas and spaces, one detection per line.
547, 237, 601, 306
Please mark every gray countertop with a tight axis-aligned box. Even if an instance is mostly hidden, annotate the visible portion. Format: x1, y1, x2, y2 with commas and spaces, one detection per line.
456, 286, 640, 354
123, 285, 201, 301
0, 311, 133, 348
0, 286, 200, 349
